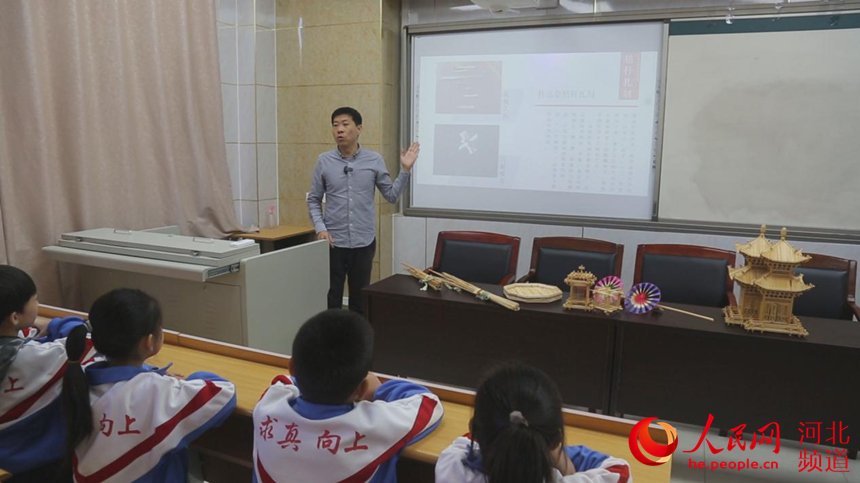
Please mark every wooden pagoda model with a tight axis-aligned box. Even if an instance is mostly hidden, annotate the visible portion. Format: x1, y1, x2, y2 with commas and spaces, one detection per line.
724, 225, 772, 326
724, 226, 814, 336
564, 265, 597, 311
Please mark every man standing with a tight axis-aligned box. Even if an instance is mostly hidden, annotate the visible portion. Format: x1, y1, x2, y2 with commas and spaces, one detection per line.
308, 107, 419, 314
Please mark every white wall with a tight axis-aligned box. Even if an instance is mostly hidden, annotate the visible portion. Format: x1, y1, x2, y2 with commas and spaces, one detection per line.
217, 0, 279, 229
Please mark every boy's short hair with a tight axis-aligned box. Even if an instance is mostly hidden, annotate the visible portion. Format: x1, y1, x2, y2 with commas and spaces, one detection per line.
331, 107, 362, 126
0, 265, 37, 322
291, 309, 374, 404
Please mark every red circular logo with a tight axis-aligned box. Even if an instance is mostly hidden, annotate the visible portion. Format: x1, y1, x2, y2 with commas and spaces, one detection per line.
628, 417, 678, 466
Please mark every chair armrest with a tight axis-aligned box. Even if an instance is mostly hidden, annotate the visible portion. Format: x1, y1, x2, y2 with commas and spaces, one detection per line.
727, 291, 738, 307
849, 301, 860, 321
500, 274, 515, 285
517, 270, 536, 283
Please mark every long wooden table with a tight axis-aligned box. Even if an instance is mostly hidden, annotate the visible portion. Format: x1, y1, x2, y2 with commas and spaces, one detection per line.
365, 274, 860, 457
35, 306, 672, 483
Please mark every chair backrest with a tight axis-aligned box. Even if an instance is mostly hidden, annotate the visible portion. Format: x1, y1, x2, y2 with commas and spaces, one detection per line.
634, 244, 736, 308
793, 253, 856, 320
433, 231, 520, 285
531, 237, 623, 290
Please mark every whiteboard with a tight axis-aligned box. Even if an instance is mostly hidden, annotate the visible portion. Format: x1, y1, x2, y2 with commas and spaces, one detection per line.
659, 18, 860, 231
409, 22, 664, 220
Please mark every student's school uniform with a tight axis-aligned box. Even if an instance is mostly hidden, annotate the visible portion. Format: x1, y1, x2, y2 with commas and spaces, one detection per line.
252, 376, 444, 483
0, 316, 94, 475
435, 436, 632, 483
71, 363, 236, 483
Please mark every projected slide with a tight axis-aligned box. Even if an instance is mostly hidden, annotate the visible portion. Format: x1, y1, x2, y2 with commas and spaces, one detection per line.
417, 51, 658, 195
410, 23, 663, 220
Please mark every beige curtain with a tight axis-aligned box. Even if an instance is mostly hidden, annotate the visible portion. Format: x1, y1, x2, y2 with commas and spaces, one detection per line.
0, 0, 241, 307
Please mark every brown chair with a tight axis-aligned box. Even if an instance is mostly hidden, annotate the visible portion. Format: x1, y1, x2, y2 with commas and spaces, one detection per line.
793, 253, 859, 321
634, 244, 737, 308
518, 237, 623, 291
429, 231, 520, 285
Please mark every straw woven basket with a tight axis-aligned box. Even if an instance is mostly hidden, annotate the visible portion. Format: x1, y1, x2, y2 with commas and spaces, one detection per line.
503, 283, 563, 303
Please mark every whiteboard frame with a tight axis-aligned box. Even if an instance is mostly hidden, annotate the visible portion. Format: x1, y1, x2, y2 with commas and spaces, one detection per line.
404, 21, 666, 222
399, 7, 860, 244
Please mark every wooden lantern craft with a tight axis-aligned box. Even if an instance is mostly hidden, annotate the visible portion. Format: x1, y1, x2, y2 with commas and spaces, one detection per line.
592, 276, 624, 315
724, 226, 814, 337
563, 265, 597, 311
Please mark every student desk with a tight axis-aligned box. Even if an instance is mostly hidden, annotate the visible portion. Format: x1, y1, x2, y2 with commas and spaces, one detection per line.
37, 306, 672, 482
365, 275, 860, 458
232, 225, 315, 253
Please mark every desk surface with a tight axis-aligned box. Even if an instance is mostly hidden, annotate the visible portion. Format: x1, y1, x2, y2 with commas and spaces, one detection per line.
0, 469, 9, 481
147, 342, 671, 482
233, 225, 315, 242
36, 306, 671, 482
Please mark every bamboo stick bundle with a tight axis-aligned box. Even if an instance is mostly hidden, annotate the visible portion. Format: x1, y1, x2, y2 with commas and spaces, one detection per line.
429, 270, 520, 311
401, 263, 444, 291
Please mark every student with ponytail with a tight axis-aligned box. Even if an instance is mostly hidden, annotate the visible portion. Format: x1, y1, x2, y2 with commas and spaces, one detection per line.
435, 364, 632, 483
0, 265, 92, 482
62, 288, 236, 483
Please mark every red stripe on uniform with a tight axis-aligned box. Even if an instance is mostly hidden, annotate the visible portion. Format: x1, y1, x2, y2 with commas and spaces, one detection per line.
271, 375, 292, 386
0, 337, 94, 424
606, 464, 630, 483
81, 339, 97, 365
256, 455, 277, 483
337, 396, 440, 483
258, 375, 293, 402
73, 381, 224, 483
0, 366, 65, 424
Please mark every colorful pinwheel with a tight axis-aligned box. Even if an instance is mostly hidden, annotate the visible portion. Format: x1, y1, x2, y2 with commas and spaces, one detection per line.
625, 282, 662, 314
595, 276, 624, 292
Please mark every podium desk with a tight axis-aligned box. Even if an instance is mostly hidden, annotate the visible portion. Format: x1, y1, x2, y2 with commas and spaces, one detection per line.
365, 275, 860, 458
364, 274, 616, 413
612, 302, 860, 457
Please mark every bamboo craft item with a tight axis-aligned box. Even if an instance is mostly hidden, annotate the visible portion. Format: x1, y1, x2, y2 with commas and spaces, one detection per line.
657, 304, 715, 322
429, 270, 521, 311
503, 283, 563, 304
563, 266, 598, 311
724, 226, 812, 337
625, 282, 714, 322
401, 263, 444, 291
592, 276, 624, 315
